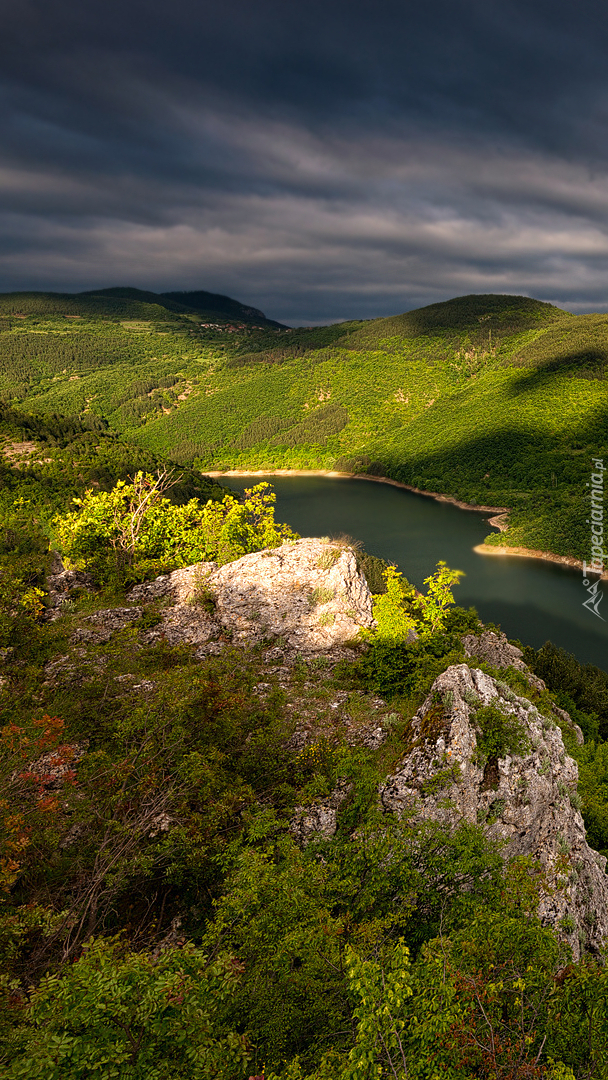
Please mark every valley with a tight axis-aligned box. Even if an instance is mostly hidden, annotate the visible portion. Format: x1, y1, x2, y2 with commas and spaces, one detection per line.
2, 288, 606, 565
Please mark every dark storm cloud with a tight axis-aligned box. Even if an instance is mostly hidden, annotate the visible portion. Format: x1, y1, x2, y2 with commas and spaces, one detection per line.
2, 0, 608, 321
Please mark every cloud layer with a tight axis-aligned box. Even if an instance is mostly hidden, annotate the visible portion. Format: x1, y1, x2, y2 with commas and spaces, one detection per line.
3, 0, 608, 322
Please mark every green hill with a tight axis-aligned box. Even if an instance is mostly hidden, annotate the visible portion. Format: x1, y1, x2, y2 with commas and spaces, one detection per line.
0, 286, 285, 327
1, 289, 606, 561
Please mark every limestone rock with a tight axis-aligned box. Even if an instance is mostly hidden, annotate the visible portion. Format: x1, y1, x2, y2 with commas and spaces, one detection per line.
140, 605, 219, 647
45, 554, 95, 618
290, 781, 353, 846
209, 538, 373, 651
380, 663, 608, 958
462, 629, 545, 691
127, 563, 217, 605
463, 630, 583, 743
125, 539, 373, 652
72, 607, 143, 644
43, 650, 107, 687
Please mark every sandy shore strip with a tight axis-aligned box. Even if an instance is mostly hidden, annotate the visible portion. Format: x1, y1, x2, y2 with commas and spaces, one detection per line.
206, 468, 509, 519
474, 543, 608, 580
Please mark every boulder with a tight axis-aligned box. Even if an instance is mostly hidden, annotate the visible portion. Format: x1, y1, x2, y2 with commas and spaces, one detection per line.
209, 538, 373, 650
127, 539, 374, 652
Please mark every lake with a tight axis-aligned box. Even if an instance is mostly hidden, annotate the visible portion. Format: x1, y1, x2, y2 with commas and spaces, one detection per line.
224, 474, 608, 670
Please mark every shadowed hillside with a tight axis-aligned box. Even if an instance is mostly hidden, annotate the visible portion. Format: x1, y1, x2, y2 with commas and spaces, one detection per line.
1, 290, 606, 561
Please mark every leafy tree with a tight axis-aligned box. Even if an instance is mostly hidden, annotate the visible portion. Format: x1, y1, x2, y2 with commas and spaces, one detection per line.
546, 958, 608, 1077
369, 562, 464, 644
202, 818, 506, 1073
369, 566, 417, 642
358, 562, 465, 697
53, 477, 298, 582
412, 561, 465, 636
302, 863, 573, 1080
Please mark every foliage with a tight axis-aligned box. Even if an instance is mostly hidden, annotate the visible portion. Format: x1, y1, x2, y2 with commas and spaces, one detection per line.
524, 641, 608, 741
263, 861, 601, 1080
270, 403, 349, 448
369, 566, 417, 642
357, 562, 465, 697
523, 641, 608, 856
339, 874, 568, 1080
53, 478, 298, 583
2, 290, 607, 561
356, 632, 465, 700
472, 702, 530, 762
411, 561, 465, 636
202, 819, 507, 1072
357, 552, 389, 594
573, 740, 608, 857
2, 337, 608, 1079
369, 561, 463, 644
5, 938, 249, 1079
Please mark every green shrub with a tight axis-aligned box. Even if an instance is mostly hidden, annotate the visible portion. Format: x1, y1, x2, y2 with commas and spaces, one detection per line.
5, 938, 249, 1080
53, 477, 297, 584
356, 633, 464, 699
474, 702, 530, 761
357, 552, 389, 594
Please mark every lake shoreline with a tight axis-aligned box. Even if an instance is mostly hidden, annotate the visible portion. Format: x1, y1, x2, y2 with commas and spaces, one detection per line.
473, 544, 608, 580
206, 467, 508, 516
207, 467, 605, 580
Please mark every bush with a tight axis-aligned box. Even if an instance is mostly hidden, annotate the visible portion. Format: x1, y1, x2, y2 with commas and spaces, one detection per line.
5, 938, 249, 1080
53, 477, 298, 584
357, 562, 466, 697
474, 702, 530, 762
356, 633, 464, 699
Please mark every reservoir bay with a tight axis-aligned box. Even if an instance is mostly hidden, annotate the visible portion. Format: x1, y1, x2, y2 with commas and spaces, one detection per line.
224, 474, 608, 670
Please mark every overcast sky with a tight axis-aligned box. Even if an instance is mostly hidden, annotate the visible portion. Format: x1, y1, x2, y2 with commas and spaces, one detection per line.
3, 0, 608, 323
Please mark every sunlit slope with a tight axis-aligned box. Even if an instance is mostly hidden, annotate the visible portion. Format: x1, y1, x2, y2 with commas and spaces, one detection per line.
3, 291, 607, 560
130, 297, 607, 560
131, 294, 569, 460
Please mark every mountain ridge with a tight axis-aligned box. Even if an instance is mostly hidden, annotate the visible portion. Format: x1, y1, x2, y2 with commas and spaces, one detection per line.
0, 285, 287, 328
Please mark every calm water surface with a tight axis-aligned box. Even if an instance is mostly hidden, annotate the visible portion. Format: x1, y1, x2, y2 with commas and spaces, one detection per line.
225, 475, 608, 670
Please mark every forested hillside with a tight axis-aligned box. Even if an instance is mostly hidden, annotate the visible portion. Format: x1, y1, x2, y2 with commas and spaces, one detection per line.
2, 289, 607, 561
2, 430, 608, 1076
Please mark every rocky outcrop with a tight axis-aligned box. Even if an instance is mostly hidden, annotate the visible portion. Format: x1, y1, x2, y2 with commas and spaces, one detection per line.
72, 607, 143, 644
463, 628, 526, 666
462, 630, 584, 743
380, 664, 608, 959
462, 629, 544, 688
42, 539, 608, 957
210, 539, 373, 649
45, 553, 95, 618
126, 538, 374, 652
290, 781, 353, 846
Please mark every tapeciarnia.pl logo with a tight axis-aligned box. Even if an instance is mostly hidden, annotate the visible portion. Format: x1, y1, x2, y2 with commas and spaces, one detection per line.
582, 458, 605, 620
